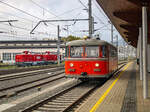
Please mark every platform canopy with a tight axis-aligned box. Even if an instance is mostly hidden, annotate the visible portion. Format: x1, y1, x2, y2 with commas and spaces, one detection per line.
96, 0, 150, 47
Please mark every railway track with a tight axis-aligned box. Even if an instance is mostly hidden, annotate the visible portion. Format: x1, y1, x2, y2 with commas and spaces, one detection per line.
0, 63, 125, 99
20, 82, 100, 112
20, 63, 126, 112
0, 67, 64, 81
0, 64, 64, 75
0, 64, 125, 112
0, 70, 65, 99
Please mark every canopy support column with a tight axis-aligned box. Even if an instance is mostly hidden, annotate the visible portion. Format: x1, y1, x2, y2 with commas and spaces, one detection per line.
139, 27, 143, 80
142, 6, 148, 99
57, 25, 60, 65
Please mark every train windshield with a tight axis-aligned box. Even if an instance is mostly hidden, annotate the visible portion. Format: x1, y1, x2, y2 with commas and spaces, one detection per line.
85, 46, 99, 57
70, 46, 83, 58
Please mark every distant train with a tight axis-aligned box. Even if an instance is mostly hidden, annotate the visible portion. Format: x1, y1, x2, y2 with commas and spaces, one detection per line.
65, 38, 118, 80
15, 51, 62, 66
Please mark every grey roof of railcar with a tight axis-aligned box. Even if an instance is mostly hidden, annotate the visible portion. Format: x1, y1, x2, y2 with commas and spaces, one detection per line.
66, 39, 115, 47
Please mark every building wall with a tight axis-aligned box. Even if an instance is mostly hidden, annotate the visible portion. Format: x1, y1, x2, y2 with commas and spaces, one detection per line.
0, 48, 65, 64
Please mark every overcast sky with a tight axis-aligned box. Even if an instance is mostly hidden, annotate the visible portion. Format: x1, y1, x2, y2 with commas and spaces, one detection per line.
0, 0, 123, 43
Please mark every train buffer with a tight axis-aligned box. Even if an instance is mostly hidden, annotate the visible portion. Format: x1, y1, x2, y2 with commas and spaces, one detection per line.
75, 61, 150, 112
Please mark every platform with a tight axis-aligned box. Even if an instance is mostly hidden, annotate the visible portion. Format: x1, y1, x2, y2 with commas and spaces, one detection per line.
75, 61, 150, 112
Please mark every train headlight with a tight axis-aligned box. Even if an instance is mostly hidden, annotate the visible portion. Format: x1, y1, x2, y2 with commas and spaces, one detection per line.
95, 63, 99, 67
70, 63, 74, 67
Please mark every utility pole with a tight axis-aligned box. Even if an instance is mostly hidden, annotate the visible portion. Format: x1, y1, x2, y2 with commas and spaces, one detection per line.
57, 25, 60, 65
88, 0, 92, 38
116, 35, 118, 58
117, 35, 118, 48
123, 41, 126, 60
111, 23, 113, 44
66, 25, 69, 36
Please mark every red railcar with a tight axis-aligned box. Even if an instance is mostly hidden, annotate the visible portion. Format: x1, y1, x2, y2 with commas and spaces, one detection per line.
65, 39, 118, 79
15, 51, 34, 66
32, 54, 44, 65
43, 51, 59, 64
15, 51, 62, 66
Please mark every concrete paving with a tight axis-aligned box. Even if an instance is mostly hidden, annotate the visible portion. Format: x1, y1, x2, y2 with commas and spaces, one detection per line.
75, 61, 150, 112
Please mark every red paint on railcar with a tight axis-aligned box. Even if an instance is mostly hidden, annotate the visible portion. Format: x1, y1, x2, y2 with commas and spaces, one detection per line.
15, 51, 34, 66
65, 39, 118, 79
65, 60, 109, 76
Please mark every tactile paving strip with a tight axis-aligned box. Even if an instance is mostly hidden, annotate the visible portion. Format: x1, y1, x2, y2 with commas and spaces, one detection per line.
121, 69, 136, 112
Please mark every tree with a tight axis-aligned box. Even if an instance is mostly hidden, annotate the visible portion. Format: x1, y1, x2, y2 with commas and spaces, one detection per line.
61, 35, 81, 42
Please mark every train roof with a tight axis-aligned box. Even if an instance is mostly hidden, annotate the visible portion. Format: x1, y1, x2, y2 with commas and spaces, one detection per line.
66, 39, 116, 47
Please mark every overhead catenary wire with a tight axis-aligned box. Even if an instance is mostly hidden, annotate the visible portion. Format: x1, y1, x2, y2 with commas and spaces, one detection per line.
29, 0, 62, 19
0, 11, 36, 23
0, 1, 57, 27
0, 0, 93, 38
0, 15, 58, 39
92, 23, 110, 32
93, 0, 108, 19
0, 11, 79, 38
0, 22, 54, 37
77, 0, 109, 30
29, 0, 86, 36
78, 0, 88, 9
48, 6, 83, 19
93, 14, 110, 30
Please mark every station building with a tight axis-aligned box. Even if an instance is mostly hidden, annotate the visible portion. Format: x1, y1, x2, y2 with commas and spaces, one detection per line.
0, 40, 65, 64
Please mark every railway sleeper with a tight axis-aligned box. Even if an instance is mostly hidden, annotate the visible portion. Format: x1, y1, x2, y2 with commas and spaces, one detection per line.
43, 104, 67, 108
64, 89, 87, 94
63, 93, 82, 96
59, 96, 79, 99
51, 100, 74, 103
47, 102, 71, 105
32, 110, 45, 112
61, 94, 80, 97
38, 107, 65, 111
42, 106, 65, 109
56, 98, 78, 101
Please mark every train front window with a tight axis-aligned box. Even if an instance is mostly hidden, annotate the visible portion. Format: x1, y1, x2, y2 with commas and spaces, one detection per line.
70, 46, 83, 58
85, 46, 99, 57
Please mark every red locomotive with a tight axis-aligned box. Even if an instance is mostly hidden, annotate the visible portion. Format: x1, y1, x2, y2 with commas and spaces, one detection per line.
15, 51, 62, 66
43, 51, 61, 64
65, 39, 118, 80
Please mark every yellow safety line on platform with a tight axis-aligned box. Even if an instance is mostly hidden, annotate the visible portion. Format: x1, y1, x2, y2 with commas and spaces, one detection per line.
90, 62, 132, 112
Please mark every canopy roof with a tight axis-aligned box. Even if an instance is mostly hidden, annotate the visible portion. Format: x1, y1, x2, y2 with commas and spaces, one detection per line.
96, 0, 150, 47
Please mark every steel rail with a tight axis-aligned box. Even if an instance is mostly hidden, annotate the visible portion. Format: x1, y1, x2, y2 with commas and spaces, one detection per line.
0, 67, 64, 81
0, 71, 65, 99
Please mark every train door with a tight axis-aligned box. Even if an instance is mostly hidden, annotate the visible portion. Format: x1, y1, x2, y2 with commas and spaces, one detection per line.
109, 46, 113, 73
107, 45, 110, 74
101, 45, 109, 74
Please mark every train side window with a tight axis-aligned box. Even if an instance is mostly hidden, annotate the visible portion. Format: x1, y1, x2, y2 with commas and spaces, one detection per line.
70, 46, 83, 58
85, 46, 99, 57
110, 47, 117, 57
65, 46, 69, 57
101, 45, 107, 58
